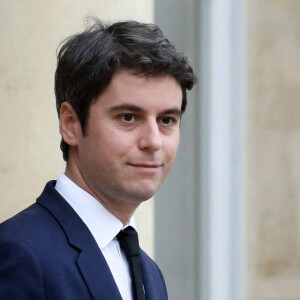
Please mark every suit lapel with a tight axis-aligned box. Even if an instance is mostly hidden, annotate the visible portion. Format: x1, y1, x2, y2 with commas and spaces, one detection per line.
77, 236, 122, 300
140, 250, 168, 300
37, 181, 122, 300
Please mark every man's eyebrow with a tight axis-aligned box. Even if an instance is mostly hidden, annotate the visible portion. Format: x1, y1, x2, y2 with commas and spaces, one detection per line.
161, 108, 182, 116
109, 104, 143, 112
109, 104, 182, 116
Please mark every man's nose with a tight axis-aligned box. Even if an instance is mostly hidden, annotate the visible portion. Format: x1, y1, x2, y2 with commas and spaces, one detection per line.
138, 120, 162, 152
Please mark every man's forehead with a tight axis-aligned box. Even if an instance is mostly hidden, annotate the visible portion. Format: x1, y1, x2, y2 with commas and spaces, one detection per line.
110, 68, 181, 87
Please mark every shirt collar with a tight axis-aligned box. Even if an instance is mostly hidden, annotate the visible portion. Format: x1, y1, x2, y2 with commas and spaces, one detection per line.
55, 173, 136, 250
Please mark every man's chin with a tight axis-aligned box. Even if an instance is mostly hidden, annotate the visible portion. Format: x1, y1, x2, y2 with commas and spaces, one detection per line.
122, 183, 160, 203
127, 190, 156, 203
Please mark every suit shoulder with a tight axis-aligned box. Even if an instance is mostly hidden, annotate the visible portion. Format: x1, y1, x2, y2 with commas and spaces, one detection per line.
0, 203, 51, 237
140, 249, 160, 269
0, 201, 65, 251
140, 249, 166, 281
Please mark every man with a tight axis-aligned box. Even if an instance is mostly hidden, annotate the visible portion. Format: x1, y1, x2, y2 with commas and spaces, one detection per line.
0, 19, 196, 299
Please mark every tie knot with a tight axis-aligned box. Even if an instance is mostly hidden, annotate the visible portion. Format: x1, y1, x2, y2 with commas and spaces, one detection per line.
117, 226, 140, 259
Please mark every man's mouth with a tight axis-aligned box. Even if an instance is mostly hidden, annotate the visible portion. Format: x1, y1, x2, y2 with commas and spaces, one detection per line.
127, 162, 162, 168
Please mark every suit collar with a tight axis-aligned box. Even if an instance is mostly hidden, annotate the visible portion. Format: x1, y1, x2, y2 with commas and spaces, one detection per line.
37, 181, 122, 300
140, 250, 168, 300
37, 181, 89, 249
55, 173, 136, 250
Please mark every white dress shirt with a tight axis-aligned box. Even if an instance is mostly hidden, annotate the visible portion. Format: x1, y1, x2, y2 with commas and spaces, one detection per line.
55, 173, 135, 300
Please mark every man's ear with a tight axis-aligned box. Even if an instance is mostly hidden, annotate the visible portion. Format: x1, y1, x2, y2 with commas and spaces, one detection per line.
59, 102, 82, 146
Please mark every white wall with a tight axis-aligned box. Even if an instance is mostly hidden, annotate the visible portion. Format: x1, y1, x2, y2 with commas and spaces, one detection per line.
0, 0, 154, 257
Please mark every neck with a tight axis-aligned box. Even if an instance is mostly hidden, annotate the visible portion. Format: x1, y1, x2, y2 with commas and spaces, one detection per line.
65, 160, 139, 225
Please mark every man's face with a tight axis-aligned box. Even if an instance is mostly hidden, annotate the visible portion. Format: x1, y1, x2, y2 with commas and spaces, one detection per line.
75, 70, 182, 206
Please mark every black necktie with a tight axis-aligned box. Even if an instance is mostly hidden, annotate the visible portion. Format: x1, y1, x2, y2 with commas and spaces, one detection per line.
117, 227, 146, 300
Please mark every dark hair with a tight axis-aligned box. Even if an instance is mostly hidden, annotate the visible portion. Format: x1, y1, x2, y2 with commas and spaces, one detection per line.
55, 18, 196, 161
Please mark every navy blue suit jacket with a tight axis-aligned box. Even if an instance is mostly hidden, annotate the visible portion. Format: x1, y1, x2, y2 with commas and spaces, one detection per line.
0, 181, 168, 299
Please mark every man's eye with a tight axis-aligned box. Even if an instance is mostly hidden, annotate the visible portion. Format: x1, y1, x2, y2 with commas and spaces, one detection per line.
121, 114, 134, 122
161, 117, 174, 125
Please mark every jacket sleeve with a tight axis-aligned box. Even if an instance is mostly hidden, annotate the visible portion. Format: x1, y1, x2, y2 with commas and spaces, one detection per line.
0, 236, 44, 299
